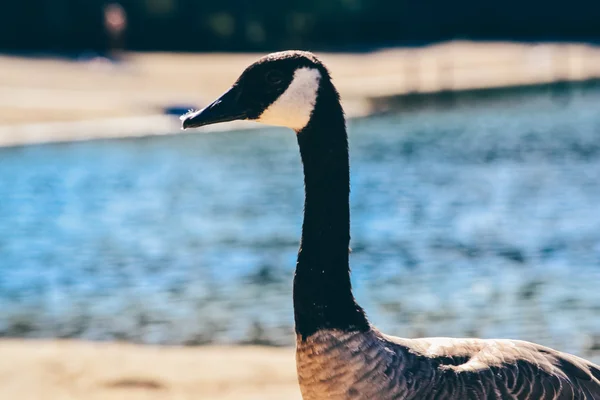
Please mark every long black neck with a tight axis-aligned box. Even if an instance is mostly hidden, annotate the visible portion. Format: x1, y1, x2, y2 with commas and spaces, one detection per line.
293, 81, 369, 339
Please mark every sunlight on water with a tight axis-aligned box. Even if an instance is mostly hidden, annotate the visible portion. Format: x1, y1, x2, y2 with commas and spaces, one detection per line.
0, 88, 599, 362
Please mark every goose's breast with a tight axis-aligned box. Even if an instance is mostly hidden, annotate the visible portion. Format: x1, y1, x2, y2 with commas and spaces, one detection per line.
296, 330, 408, 400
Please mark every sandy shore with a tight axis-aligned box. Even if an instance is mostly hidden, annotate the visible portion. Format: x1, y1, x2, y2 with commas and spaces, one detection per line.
1, 41, 600, 147
0, 340, 301, 400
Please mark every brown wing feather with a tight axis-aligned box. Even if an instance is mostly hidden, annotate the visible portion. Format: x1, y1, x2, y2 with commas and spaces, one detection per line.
388, 334, 600, 399
296, 329, 600, 399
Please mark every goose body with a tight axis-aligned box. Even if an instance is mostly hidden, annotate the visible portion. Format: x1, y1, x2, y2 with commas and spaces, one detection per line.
181, 51, 600, 399
297, 330, 600, 399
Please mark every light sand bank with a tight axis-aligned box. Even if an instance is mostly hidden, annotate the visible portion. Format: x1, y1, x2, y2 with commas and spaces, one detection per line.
1, 41, 600, 147
0, 340, 301, 400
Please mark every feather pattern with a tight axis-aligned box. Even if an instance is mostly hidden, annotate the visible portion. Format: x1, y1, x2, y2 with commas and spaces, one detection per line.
297, 329, 600, 399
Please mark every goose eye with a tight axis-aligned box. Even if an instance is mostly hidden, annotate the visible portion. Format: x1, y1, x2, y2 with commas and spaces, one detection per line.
265, 70, 284, 85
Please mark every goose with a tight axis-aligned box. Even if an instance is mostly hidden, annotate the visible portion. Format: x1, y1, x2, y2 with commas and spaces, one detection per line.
180, 51, 600, 399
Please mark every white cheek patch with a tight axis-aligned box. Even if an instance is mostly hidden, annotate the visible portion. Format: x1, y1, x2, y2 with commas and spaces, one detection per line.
257, 67, 321, 132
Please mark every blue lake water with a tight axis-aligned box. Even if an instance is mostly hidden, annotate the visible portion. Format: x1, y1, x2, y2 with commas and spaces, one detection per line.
0, 88, 599, 363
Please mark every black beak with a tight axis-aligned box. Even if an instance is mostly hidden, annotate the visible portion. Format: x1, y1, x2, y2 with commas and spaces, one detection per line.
181, 86, 247, 130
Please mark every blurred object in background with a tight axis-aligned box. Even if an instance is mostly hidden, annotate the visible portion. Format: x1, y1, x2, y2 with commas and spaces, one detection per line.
104, 2, 127, 60
1, 0, 600, 52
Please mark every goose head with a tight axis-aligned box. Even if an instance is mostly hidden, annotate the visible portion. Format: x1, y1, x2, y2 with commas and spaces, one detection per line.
181, 51, 334, 133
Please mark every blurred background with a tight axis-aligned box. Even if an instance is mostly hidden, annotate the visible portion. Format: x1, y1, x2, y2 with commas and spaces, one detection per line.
1, 1, 600, 399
